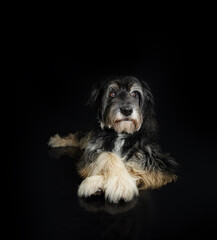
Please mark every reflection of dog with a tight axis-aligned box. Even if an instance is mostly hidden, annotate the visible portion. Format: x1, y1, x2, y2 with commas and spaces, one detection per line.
48, 76, 178, 203
79, 194, 138, 214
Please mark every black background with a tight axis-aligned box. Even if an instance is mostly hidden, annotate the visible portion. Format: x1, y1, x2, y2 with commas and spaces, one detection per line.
14, 30, 216, 239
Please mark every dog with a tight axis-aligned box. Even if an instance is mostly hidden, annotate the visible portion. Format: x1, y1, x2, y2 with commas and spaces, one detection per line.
48, 76, 178, 203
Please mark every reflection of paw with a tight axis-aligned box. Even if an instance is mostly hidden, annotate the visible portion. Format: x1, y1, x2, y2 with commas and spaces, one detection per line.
104, 176, 138, 203
78, 176, 104, 198
48, 134, 63, 148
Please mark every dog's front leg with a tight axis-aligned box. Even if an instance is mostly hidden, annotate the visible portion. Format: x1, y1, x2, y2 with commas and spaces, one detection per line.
101, 153, 139, 203
78, 152, 138, 203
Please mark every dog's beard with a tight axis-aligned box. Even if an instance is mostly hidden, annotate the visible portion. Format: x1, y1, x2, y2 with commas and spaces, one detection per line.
113, 120, 137, 134
104, 109, 143, 134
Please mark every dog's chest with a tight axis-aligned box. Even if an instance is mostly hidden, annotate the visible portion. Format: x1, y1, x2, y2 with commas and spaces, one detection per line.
113, 135, 125, 157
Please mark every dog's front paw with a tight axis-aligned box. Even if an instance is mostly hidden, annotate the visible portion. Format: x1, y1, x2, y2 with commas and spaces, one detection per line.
78, 176, 104, 198
104, 176, 138, 203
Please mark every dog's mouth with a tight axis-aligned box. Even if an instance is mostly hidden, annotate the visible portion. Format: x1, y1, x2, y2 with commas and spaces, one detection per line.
114, 118, 134, 123
110, 117, 140, 134
112, 118, 138, 134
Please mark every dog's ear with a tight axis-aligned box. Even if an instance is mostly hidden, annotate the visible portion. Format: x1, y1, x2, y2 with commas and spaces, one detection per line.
87, 85, 101, 109
86, 81, 105, 115
140, 80, 154, 105
140, 80, 158, 141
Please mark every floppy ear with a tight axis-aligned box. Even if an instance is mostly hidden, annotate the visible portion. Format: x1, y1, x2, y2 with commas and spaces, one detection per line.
86, 81, 106, 119
140, 80, 154, 105
140, 80, 158, 141
86, 85, 101, 109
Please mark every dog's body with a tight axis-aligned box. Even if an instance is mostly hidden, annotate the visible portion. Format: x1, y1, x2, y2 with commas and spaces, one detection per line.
49, 76, 178, 203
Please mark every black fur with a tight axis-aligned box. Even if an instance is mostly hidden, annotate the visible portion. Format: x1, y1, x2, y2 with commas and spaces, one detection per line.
77, 76, 178, 175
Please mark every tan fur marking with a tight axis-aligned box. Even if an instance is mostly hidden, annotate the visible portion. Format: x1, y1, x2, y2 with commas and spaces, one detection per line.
48, 133, 79, 148
78, 165, 92, 178
79, 158, 177, 191
78, 152, 138, 203
78, 132, 91, 149
113, 121, 137, 134
126, 161, 177, 190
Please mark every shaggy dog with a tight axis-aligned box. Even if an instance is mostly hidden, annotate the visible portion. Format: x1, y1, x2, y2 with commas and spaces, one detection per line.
48, 76, 178, 203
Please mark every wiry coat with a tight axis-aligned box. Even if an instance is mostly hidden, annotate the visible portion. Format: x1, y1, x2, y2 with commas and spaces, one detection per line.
49, 76, 178, 203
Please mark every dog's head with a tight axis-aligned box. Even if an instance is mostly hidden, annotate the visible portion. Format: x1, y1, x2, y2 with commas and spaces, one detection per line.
88, 76, 155, 135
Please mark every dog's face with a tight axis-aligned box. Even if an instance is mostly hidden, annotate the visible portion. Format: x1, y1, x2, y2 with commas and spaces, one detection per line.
89, 76, 154, 134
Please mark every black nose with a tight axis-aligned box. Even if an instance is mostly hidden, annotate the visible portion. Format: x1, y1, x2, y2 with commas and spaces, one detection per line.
120, 107, 133, 116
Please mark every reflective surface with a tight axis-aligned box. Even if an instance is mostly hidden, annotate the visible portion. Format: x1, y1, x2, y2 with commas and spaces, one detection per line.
14, 118, 217, 239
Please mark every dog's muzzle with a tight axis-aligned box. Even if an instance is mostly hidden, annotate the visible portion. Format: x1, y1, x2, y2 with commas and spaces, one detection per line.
108, 106, 142, 134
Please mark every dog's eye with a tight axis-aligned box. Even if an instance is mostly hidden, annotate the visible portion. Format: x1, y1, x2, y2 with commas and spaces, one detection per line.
109, 91, 117, 98
130, 91, 137, 97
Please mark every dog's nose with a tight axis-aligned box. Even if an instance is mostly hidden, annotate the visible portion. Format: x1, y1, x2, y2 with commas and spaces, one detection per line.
120, 107, 133, 116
